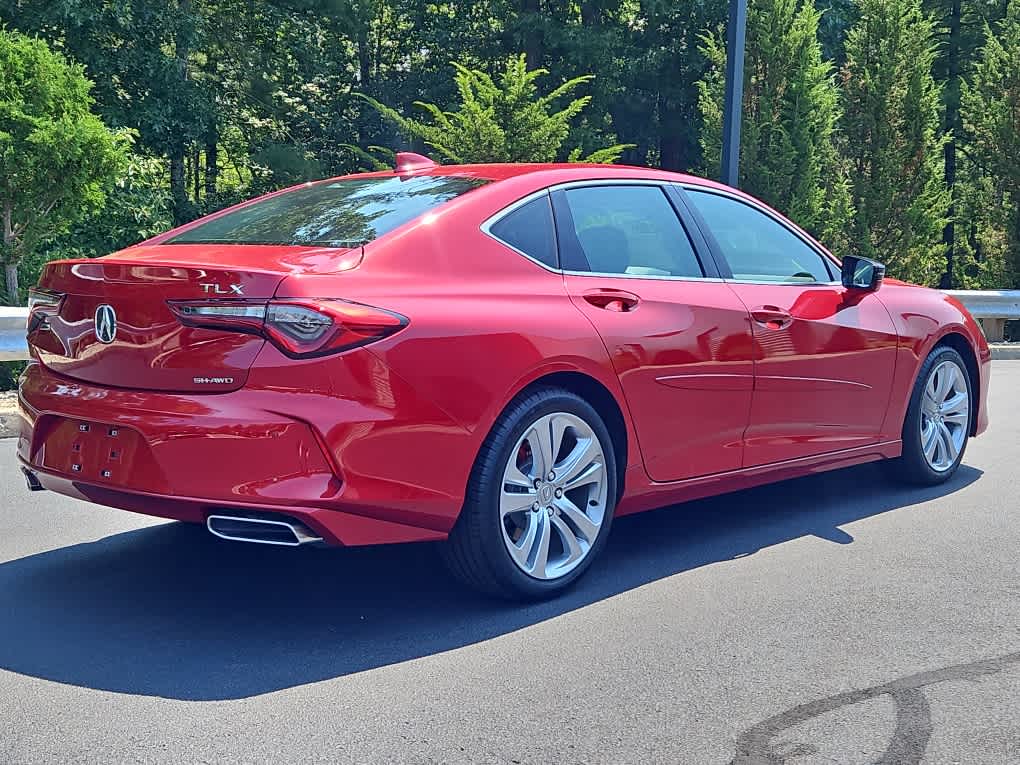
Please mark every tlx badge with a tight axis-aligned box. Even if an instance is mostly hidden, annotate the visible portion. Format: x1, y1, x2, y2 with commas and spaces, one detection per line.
199, 283, 244, 295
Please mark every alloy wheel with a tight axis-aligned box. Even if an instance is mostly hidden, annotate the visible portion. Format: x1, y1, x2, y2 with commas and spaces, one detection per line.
919, 360, 970, 473
499, 412, 608, 580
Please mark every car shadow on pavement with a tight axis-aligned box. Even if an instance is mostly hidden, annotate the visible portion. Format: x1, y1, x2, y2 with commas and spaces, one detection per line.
0, 462, 981, 700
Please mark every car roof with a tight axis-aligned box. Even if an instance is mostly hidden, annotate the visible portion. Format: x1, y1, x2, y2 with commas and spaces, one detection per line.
335, 162, 733, 190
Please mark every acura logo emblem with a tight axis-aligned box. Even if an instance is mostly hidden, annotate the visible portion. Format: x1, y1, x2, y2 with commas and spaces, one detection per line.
95, 304, 117, 344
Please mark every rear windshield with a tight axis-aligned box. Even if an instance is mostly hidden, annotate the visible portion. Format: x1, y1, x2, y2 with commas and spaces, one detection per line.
168, 175, 489, 248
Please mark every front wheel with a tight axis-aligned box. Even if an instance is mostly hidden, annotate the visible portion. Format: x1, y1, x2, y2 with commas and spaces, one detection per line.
891, 346, 972, 486
442, 388, 617, 600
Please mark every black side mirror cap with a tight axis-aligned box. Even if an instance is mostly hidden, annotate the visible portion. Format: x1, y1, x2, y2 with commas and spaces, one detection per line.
841, 255, 886, 292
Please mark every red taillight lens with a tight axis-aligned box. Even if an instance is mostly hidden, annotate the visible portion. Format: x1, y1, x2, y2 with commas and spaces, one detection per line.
266, 300, 406, 357
27, 288, 65, 331
168, 298, 407, 358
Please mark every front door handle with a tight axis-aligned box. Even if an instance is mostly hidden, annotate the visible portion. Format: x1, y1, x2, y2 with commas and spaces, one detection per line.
583, 289, 640, 313
750, 306, 793, 329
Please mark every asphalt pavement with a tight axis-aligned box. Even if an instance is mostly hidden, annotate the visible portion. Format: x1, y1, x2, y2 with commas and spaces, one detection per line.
1, 363, 1019, 764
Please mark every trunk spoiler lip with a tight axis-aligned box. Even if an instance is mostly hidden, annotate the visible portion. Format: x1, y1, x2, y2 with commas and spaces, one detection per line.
40, 243, 365, 279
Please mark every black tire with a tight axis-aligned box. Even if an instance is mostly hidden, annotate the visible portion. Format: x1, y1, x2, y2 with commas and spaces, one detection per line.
441, 387, 618, 600
888, 345, 972, 486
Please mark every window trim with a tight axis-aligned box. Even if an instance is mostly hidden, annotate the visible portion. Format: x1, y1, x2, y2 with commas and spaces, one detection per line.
480, 189, 561, 271
480, 179, 725, 283
678, 184, 842, 286
480, 190, 560, 270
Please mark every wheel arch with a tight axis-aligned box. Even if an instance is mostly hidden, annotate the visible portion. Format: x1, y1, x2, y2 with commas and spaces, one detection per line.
486, 370, 630, 503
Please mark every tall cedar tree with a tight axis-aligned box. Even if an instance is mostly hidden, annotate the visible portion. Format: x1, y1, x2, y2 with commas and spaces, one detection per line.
923, 0, 1010, 285
841, 0, 949, 284
961, 0, 1020, 286
697, 0, 853, 254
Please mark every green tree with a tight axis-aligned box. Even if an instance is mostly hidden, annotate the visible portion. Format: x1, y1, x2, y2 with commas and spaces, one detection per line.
3, 0, 211, 223
816, 0, 858, 65
362, 54, 632, 163
23, 152, 174, 290
0, 30, 127, 301
961, 0, 1020, 286
841, 0, 949, 284
697, 0, 851, 251
618, 0, 727, 170
923, 0, 1009, 285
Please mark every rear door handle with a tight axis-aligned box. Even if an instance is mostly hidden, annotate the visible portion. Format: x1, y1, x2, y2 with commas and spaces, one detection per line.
750, 306, 793, 329
583, 289, 640, 313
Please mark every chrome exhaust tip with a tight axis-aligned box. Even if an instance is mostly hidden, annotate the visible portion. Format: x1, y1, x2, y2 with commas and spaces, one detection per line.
206, 514, 323, 547
21, 468, 44, 492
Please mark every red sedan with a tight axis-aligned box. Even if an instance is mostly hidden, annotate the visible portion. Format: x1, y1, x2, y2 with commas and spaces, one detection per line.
18, 156, 990, 599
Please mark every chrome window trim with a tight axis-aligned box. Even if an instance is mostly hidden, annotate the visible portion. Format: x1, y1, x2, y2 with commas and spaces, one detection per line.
562, 270, 724, 283
480, 178, 717, 281
678, 183, 842, 286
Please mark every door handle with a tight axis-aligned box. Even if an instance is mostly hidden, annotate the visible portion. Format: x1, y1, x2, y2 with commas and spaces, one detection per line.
583, 289, 640, 313
750, 306, 793, 329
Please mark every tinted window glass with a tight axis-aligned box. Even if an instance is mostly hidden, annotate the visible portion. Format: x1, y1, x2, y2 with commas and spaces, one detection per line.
686, 190, 833, 283
170, 175, 489, 248
489, 195, 557, 267
561, 186, 704, 278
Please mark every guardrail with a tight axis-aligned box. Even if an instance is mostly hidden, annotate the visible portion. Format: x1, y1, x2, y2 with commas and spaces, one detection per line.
0, 290, 1018, 362
0, 308, 28, 362
944, 290, 1020, 342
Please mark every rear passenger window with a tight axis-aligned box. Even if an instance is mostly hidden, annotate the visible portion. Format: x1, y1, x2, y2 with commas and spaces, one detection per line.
488, 194, 558, 268
560, 185, 704, 278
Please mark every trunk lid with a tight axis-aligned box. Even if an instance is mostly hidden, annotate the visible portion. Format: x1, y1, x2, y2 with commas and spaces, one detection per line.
29, 244, 362, 392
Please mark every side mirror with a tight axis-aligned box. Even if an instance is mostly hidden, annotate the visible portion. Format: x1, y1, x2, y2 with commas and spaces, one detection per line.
841, 255, 885, 292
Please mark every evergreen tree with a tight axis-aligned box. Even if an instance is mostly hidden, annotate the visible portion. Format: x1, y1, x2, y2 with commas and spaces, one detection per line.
840, 0, 948, 284
961, 0, 1020, 287
362, 55, 631, 163
924, 0, 1010, 285
697, 0, 852, 253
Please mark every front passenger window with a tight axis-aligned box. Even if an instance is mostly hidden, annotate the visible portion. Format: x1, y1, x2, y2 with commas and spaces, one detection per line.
686, 190, 834, 283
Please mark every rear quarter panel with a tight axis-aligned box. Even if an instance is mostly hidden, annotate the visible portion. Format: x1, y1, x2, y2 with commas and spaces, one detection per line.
273, 179, 640, 525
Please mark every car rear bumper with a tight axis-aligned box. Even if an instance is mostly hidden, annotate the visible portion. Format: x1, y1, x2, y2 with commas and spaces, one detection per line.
16, 361, 463, 545
16, 465, 443, 546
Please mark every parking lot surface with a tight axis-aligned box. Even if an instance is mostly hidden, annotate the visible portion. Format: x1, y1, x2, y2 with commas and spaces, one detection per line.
1, 363, 1018, 764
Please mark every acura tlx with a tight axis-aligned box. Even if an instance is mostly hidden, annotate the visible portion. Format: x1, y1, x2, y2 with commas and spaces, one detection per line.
18, 153, 990, 599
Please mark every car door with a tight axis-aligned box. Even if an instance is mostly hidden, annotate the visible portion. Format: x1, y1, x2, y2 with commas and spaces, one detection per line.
682, 186, 899, 467
551, 182, 755, 482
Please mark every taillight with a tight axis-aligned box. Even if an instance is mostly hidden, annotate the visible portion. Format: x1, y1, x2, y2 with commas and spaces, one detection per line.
170, 301, 266, 334
168, 298, 407, 358
27, 288, 65, 331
